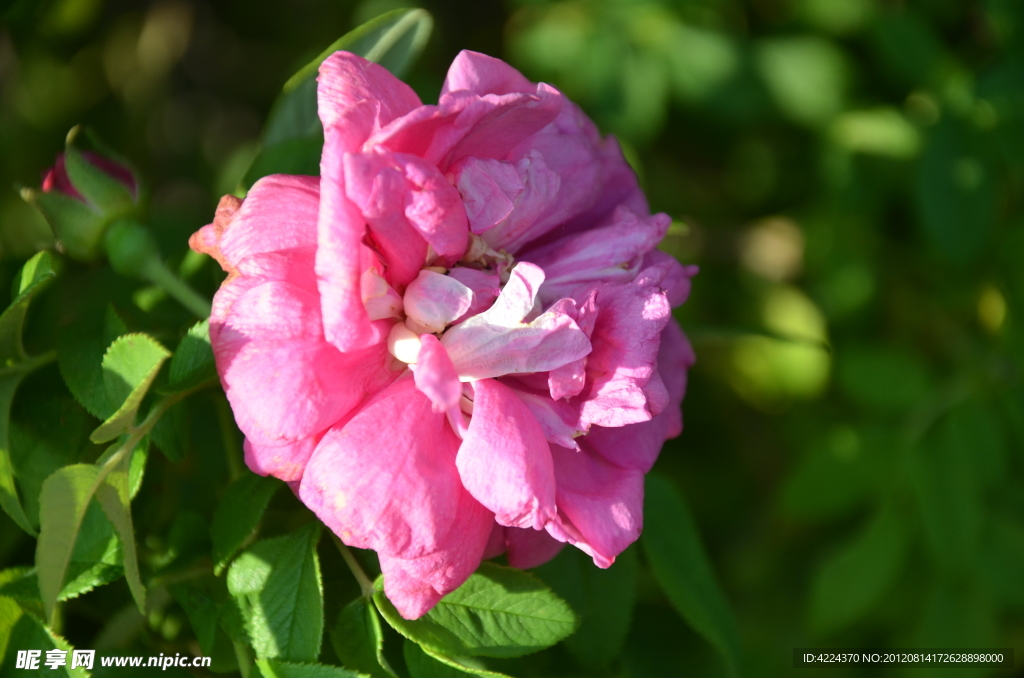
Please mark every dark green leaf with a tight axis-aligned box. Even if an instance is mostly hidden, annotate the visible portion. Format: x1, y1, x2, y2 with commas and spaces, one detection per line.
227, 523, 324, 662
330, 597, 394, 678
808, 505, 909, 634
57, 305, 126, 420
0, 251, 60, 535
150, 400, 188, 462
246, 9, 432, 186
535, 545, 638, 668
167, 320, 216, 393
374, 562, 578, 659
256, 658, 367, 678
404, 641, 512, 678
91, 333, 170, 443
58, 499, 122, 602
212, 472, 280, 575
169, 583, 221, 656
836, 345, 931, 411
642, 474, 741, 674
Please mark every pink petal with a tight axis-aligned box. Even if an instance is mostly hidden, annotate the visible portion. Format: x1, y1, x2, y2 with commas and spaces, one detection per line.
457, 379, 557, 530
546, 443, 645, 567
575, 266, 673, 430
412, 335, 461, 414
212, 254, 396, 446
585, 320, 695, 473
453, 151, 561, 252
644, 251, 698, 307
504, 380, 583, 450
403, 270, 473, 334
446, 267, 501, 321
317, 132, 389, 351
546, 293, 597, 401
191, 175, 319, 276
299, 376, 464, 559
441, 264, 592, 381
244, 436, 317, 483
505, 526, 565, 569
377, 485, 493, 619
523, 207, 671, 303
441, 50, 536, 97
317, 51, 421, 153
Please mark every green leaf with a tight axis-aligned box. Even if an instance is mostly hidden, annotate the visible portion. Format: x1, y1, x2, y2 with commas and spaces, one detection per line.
283, 8, 433, 93
534, 545, 638, 668
0, 251, 60, 535
212, 472, 281, 575
0, 600, 90, 677
90, 333, 170, 443
642, 474, 741, 674
330, 597, 394, 678
150, 400, 188, 461
94, 449, 146, 612
373, 562, 578, 659
227, 523, 324, 662
57, 305, 127, 420
246, 9, 432, 186
10, 396, 91, 529
836, 346, 931, 411
167, 320, 216, 393
0, 567, 45, 620
35, 462, 121, 619
404, 641, 512, 678
57, 499, 123, 602
808, 505, 909, 634
256, 658, 367, 678
169, 583, 221, 656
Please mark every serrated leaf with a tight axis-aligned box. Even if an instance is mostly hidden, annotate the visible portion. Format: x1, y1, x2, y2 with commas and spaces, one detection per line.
94, 450, 146, 612
808, 505, 909, 634
57, 306, 126, 420
256, 658, 367, 678
0, 251, 60, 536
535, 545, 638, 668
331, 597, 394, 678
212, 472, 280, 575
35, 448, 138, 620
642, 474, 741, 675
404, 641, 512, 678
0, 600, 89, 678
90, 333, 170, 443
57, 500, 122, 602
227, 523, 324, 662
0, 567, 45, 620
374, 562, 577, 659
167, 320, 216, 392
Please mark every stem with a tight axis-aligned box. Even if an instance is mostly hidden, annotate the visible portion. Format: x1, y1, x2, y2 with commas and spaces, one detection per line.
332, 534, 375, 598
233, 640, 252, 678
144, 259, 212, 318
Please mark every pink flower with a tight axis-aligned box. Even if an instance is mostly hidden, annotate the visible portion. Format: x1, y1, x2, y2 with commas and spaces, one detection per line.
191, 50, 696, 619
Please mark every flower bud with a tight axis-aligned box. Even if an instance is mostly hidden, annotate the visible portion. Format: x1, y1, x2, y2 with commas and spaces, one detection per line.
23, 130, 140, 262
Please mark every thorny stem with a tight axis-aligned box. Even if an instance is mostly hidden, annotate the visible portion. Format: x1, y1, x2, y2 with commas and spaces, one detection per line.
332, 533, 375, 598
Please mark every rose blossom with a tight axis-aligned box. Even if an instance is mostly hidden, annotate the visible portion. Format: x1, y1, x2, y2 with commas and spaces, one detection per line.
191, 50, 696, 619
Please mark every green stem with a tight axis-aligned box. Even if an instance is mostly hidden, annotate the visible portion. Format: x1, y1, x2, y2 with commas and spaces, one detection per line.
144, 259, 212, 318
233, 640, 253, 678
332, 534, 375, 598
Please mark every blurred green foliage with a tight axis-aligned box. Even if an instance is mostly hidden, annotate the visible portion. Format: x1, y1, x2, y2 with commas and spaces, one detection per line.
1, 0, 1023, 676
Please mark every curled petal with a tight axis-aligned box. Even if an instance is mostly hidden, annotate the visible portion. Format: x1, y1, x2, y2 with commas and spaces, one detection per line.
404, 270, 473, 334
412, 334, 461, 414
446, 267, 501, 321
441, 50, 536, 97
244, 436, 318, 483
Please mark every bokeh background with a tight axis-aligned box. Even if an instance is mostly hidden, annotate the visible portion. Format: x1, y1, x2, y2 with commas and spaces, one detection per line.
2, 0, 1024, 676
